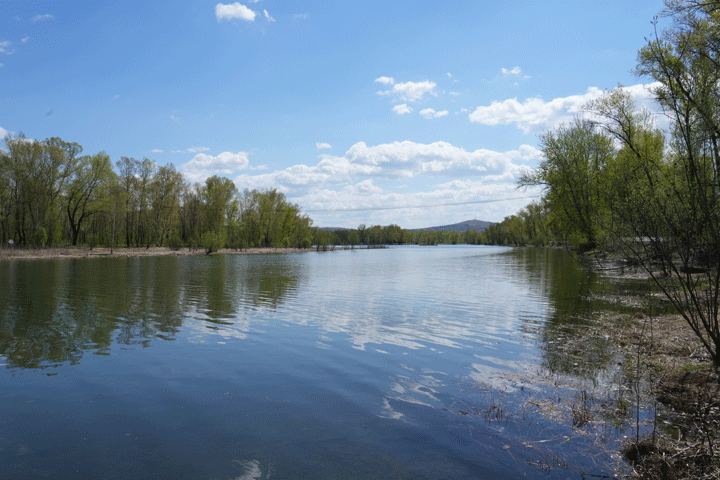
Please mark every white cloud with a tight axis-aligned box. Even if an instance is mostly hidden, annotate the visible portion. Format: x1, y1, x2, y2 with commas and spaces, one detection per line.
150, 148, 163, 154
187, 146, 210, 153
469, 83, 663, 134
0, 126, 9, 138
0, 41, 14, 55
502, 66, 522, 75
173, 146, 211, 154
469, 87, 603, 133
234, 140, 539, 191
30, 14, 55, 23
0, 63, 4, 68
377, 80, 437, 103
293, 13, 309, 19
228, 140, 543, 227
316, 142, 332, 150
216, 3, 256, 21
375, 76, 395, 86
20, 37, 29, 43
264, 9, 275, 22
446, 72, 452, 78
183, 151, 251, 183
419, 108, 448, 119
392, 104, 413, 115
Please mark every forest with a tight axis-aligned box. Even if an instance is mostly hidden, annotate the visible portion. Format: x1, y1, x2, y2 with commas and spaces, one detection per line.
0, 135, 317, 251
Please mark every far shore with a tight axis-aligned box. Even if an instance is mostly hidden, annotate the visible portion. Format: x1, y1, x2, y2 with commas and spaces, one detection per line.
0, 245, 312, 260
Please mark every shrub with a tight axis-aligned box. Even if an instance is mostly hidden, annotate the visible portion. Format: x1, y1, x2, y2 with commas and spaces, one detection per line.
166, 235, 183, 251
200, 231, 225, 254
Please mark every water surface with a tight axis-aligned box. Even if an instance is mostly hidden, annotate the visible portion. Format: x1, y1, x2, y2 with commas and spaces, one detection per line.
0, 246, 638, 479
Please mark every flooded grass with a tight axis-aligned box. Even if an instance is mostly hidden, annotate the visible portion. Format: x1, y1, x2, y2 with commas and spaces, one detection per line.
543, 273, 720, 478
459, 256, 720, 478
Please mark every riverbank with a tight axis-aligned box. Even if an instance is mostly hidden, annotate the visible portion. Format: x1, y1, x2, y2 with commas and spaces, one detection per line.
560, 258, 719, 478
0, 245, 312, 260
593, 307, 719, 478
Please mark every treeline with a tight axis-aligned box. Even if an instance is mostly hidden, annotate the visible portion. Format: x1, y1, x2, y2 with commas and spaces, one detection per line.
492, 1, 720, 370
316, 224, 488, 248
0, 134, 313, 251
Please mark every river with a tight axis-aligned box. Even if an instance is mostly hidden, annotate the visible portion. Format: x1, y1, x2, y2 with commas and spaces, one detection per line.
0, 246, 648, 479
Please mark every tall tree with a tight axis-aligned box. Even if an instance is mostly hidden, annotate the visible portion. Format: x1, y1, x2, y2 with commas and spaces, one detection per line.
116, 157, 137, 247
519, 118, 615, 251
65, 152, 113, 246
606, 0, 720, 366
149, 164, 184, 246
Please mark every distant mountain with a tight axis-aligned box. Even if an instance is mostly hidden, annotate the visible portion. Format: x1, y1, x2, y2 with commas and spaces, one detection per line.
322, 219, 494, 232
413, 219, 494, 232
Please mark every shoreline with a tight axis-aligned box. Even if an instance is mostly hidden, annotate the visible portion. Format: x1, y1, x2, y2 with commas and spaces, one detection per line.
0, 245, 312, 260
566, 258, 719, 478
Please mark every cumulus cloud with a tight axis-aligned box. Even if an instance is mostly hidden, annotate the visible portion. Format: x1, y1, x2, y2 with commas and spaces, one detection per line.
392, 104, 413, 115
469, 83, 663, 134
419, 108, 448, 119
376, 78, 437, 103
21, 37, 29, 43
227, 140, 543, 227
216, 3, 256, 21
150, 148, 163, 154
0, 126, 9, 138
375, 76, 395, 85
293, 13, 309, 19
187, 146, 210, 153
234, 140, 540, 194
289, 180, 540, 229
391, 81, 436, 102
30, 14, 55, 23
183, 151, 251, 183
316, 142, 332, 150
0, 40, 14, 55
264, 9, 275, 21
502, 66, 522, 75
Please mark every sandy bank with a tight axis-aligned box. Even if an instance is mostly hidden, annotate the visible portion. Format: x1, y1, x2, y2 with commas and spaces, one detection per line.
0, 246, 311, 260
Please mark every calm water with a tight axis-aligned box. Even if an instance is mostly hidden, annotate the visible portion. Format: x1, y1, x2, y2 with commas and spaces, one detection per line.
0, 246, 642, 479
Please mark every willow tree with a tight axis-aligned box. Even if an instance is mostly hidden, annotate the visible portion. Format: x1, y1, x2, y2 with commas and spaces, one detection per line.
578, 0, 720, 367
519, 118, 615, 252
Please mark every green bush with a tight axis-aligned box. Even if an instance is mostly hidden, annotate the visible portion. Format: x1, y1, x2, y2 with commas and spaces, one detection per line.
33, 227, 47, 248
166, 235, 183, 251
200, 231, 225, 254
86, 233, 99, 250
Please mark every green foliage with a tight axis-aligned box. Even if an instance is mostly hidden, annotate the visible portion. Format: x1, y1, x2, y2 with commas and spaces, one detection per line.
520, 118, 614, 251
235, 188, 313, 249
166, 234, 183, 251
509, 1, 720, 367
33, 226, 47, 248
200, 231, 225, 254
86, 233, 99, 249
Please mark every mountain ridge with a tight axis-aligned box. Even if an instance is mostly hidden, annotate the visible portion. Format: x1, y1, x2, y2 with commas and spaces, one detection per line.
322, 219, 494, 232
409, 219, 493, 232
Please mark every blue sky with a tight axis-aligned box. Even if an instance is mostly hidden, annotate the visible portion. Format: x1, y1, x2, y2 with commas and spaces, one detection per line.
1, 1, 666, 228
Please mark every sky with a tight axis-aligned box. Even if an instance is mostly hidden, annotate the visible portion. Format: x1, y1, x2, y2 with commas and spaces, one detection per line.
0, 1, 668, 229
